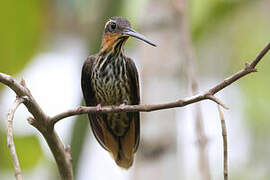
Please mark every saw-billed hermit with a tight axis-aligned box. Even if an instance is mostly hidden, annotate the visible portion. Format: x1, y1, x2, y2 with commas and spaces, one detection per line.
81, 17, 156, 169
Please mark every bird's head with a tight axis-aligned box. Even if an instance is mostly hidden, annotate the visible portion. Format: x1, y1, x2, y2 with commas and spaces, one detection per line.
100, 17, 156, 53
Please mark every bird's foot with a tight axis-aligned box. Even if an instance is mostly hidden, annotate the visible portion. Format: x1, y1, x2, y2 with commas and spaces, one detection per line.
119, 103, 126, 110
96, 104, 102, 111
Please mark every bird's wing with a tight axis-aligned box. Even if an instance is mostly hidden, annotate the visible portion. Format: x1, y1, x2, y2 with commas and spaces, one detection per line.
81, 55, 96, 106
126, 57, 140, 105
125, 57, 140, 152
81, 55, 108, 150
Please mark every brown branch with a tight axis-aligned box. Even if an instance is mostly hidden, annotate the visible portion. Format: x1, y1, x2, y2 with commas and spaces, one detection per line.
50, 94, 226, 125
48, 42, 270, 125
207, 95, 229, 110
0, 42, 269, 179
218, 105, 228, 180
7, 97, 24, 180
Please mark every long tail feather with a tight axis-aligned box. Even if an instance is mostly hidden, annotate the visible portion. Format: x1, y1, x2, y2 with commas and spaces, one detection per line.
115, 118, 136, 169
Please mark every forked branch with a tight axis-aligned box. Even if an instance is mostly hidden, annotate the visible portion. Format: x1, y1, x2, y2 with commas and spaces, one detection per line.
0, 42, 269, 179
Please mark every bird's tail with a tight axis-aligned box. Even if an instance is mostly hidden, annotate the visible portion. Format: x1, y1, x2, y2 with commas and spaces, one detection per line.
115, 145, 134, 169
114, 118, 136, 169
105, 136, 135, 169
94, 115, 137, 169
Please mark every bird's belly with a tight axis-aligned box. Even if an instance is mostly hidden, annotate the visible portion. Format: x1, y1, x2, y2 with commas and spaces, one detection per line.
93, 74, 131, 105
93, 74, 132, 136
107, 112, 130, 136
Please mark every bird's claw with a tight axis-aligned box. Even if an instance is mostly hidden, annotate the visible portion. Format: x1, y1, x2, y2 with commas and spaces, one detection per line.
119, 103, 125, 110
96, 104, 102, 111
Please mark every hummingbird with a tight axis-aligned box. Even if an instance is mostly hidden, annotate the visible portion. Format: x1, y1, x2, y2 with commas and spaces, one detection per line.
81, 17, 156, 169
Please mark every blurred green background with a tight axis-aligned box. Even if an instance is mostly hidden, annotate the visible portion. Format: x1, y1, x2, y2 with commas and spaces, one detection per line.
0, 0, 269, 179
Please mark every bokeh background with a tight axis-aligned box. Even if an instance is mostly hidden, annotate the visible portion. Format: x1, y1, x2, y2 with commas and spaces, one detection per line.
0, 0, 270, 179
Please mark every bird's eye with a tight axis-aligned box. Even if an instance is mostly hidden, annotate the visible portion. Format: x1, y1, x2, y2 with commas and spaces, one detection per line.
108, 22, 117, 32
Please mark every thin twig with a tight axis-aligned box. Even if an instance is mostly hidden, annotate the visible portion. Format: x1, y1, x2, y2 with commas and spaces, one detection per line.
218, 105, 228, 180
7, 97, 24, 180
207, 95, 229, 110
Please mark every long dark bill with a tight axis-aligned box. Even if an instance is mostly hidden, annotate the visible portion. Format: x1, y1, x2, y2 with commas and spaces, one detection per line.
122, 28, 156, 47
